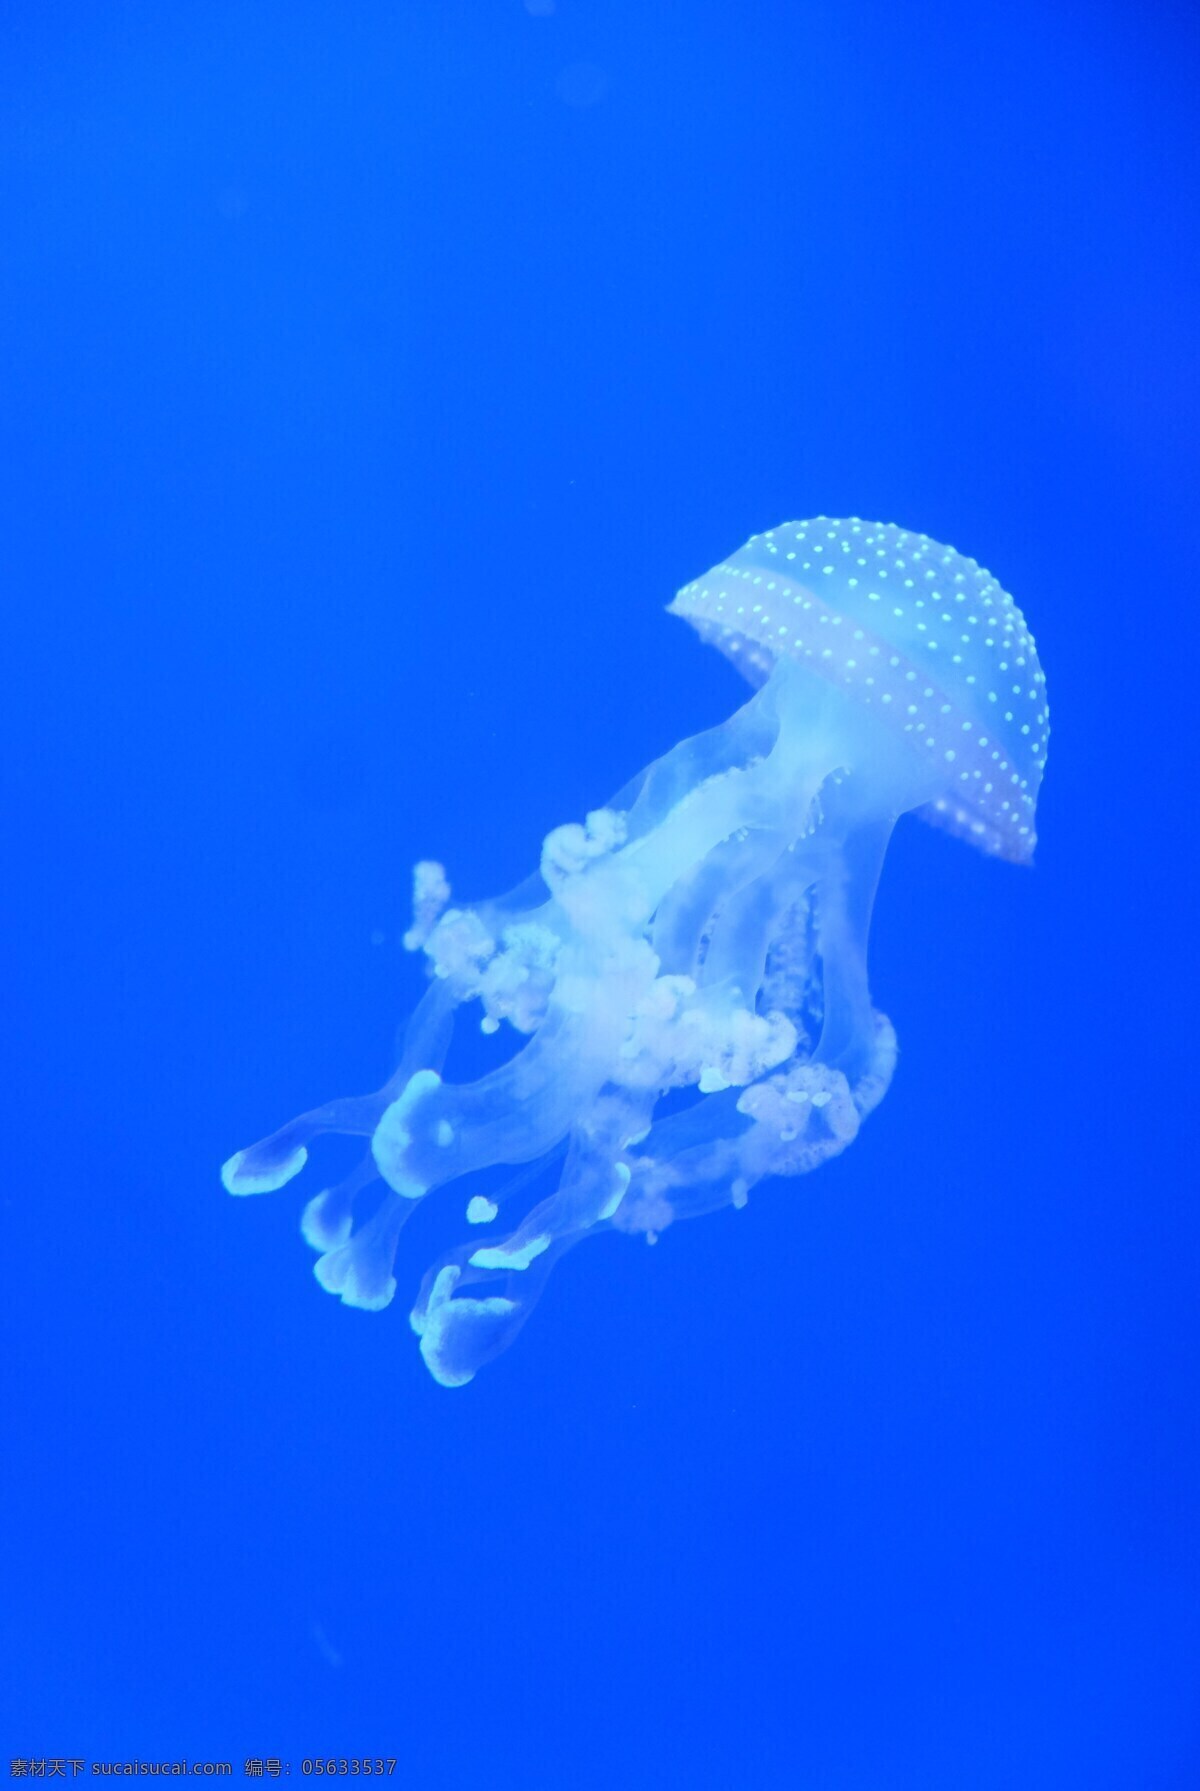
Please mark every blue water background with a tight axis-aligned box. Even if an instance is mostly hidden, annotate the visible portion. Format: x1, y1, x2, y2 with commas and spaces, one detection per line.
4, 3, 1199, 1784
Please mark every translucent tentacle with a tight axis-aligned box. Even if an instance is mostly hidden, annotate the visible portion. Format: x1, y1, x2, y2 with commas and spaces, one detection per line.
310, 1190, 413, 1311
615, 1010, 897, 1236
808, 802, 896, 1082
221, 1094, 384, 1197
223, 646, 916, 1385
411, 1096, 651, 1386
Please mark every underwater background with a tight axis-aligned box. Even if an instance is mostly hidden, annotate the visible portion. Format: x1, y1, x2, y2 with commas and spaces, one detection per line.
4, 1, 1199, 1784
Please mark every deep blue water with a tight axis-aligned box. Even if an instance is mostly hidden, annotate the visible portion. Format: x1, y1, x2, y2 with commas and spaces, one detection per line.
5, 3, 1199, 1784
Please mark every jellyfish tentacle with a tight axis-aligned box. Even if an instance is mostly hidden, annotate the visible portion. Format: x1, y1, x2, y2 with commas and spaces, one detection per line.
371, 943, 655, 1200
614, 694, 778, 847
410, 1098, 651, 1386
808, 802, 896, 1081
394, 974, 460, 1084
616, 1008, 897, 1236
652, 837, 750, 977
310, 1190, 414, 1311
221, 1093, 386, 1196
299, 1156, 381, 1252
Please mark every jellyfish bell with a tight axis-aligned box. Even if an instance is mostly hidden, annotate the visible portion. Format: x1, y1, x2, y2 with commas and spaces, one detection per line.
223, 518, 1048, 1387
670, 518, 1048, 866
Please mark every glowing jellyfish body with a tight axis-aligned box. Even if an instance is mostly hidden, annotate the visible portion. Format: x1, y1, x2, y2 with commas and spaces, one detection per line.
223, 519, 1048, 1386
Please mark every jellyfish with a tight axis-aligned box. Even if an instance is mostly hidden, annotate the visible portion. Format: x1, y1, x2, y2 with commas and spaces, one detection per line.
223, 518, 1049, 1387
